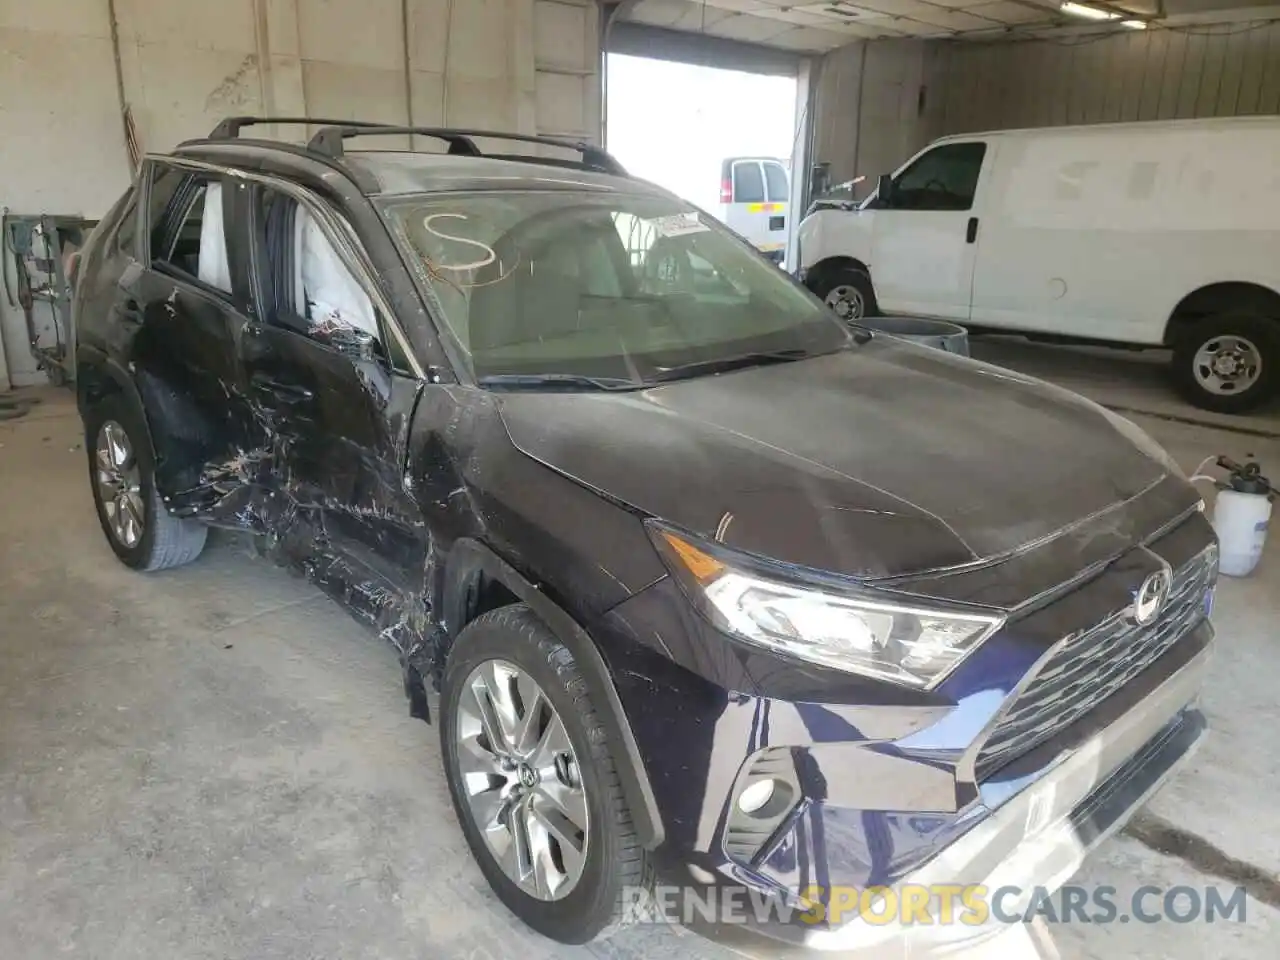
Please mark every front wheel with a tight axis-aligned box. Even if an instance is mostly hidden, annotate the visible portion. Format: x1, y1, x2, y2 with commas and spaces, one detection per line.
1172, 314, 1279, 414
440, 604, 649, 944
808, 263, 878, 323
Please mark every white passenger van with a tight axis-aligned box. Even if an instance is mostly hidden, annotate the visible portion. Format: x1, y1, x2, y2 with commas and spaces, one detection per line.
719, 157, 790, 262
796, 117, 1280, 412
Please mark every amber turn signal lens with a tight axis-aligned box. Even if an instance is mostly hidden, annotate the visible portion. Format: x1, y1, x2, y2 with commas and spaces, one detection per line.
660, 530, 726, 584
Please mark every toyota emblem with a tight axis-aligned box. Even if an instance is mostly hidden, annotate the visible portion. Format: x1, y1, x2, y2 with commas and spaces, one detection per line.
1131, 567, 1172, 626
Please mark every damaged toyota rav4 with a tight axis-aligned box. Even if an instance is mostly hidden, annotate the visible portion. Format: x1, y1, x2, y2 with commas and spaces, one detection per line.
75, 118, 1217, 952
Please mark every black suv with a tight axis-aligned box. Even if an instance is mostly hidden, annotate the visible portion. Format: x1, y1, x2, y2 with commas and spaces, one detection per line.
75, 118, 1217, 952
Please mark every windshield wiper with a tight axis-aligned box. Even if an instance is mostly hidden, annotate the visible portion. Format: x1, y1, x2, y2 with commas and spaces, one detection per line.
477, 373, 638, 392
647, 348, 816, 383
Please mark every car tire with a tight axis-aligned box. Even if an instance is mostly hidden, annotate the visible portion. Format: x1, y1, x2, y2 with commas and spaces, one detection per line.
1172, 313, 1280, 414
809, 263, 879, 322
440, 603, 650, 944
85, 393, 208, 571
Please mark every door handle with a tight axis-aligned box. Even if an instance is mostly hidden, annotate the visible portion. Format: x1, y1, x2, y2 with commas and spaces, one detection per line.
966, 217, 979, 244
251, 373, 314, 406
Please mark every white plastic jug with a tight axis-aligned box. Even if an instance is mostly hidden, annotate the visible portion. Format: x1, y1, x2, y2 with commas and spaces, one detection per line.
1213, 488, 1272, 577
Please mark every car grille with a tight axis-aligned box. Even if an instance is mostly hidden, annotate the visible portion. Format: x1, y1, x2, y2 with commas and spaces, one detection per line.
974, 545, 1216, 780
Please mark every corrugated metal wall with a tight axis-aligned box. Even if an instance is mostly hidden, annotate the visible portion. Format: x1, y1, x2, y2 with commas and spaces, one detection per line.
935, 21, 1280, 135
812, 22, 1280, 195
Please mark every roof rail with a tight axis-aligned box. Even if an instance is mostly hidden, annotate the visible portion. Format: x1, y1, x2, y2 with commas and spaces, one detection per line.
208, 116, 400, 139
307, 124, 627, 176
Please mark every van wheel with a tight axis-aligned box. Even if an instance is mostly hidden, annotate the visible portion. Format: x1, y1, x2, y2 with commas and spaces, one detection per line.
810, 264, 878, 322
1172, 314, 1279, 413
440, 604, 649, 943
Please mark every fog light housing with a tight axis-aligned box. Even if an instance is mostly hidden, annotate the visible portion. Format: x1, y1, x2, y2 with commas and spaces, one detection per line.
738, 778, 776, 814
724, 751, 803, 865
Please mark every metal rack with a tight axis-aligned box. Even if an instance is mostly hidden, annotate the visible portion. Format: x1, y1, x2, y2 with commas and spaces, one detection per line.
2, 211, 96, 387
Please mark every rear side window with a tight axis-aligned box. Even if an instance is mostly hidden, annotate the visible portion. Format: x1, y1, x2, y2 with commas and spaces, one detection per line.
764, 162, 789, 203
732, 162, 765, 204
146, 166, 184, 255
890, 142, 987, 211
146, 164, 231, 293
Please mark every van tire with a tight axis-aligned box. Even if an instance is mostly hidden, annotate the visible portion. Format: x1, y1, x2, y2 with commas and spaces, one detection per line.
809, 263, 878, 323
1172, 313, 1280, 414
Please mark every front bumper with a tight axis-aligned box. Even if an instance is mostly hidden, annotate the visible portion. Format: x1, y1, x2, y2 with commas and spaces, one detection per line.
595, 513, 1216, 954
794, 635, 1210, 954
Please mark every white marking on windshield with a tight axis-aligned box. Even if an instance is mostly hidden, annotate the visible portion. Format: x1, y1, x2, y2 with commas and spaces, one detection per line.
422, 213, 497, 272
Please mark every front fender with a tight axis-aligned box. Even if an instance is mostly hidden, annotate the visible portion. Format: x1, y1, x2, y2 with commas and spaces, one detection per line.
798, 208, 875, 273
441, 537, 665, 849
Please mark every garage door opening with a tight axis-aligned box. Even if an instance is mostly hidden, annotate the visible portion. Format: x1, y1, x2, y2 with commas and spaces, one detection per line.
605, 53, 798, 260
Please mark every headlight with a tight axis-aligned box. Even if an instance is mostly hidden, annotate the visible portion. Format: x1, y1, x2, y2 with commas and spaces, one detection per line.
648, 524, 1004, 689
1098, 407, 1184, 477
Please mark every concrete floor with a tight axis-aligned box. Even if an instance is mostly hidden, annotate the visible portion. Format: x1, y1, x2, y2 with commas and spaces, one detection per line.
2, 345, 1279, 959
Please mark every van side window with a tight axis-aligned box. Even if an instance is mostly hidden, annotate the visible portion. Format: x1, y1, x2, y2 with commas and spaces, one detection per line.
763, 162, 789, 203
732, 162, 765, 204
890, 142, 987, 212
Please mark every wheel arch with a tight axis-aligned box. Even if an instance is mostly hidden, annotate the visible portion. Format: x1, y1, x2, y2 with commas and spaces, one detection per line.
76, 345, 156, 454
1163, 281, 1280, 345
440, 537, 665, 850
807, 255, 871, 285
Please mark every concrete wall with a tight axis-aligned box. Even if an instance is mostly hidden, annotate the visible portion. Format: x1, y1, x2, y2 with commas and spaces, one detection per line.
812, 22, 1280, 198
0, 0, 601, 386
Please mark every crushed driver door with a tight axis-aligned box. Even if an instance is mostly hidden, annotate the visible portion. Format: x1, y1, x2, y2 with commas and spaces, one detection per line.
230, 180, 427, 629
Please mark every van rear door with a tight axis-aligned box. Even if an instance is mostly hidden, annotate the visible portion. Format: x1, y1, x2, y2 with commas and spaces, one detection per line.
719, 158, 789, 261
870, 140, 989, 321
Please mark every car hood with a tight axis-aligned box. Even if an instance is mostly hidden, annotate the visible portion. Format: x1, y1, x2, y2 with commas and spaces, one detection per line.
495, 340, 1173, 583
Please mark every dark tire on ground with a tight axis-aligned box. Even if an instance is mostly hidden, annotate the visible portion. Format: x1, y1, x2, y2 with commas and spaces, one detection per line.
440, 604, 650, 944
84, 392, 208, 570
1171, 312, 1280, 414
807, 262, 879, 322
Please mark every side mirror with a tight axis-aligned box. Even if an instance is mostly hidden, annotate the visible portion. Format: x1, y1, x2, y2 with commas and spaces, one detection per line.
876, 173, 896, 208
809, 162, 831, 205
332, 325, 382, 363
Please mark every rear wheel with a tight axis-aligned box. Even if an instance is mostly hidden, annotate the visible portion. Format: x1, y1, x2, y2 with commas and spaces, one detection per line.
440, 604, 648, 943
1172, 313, 1280, 413
85, 394, 207, 570
808, 263, 878, 323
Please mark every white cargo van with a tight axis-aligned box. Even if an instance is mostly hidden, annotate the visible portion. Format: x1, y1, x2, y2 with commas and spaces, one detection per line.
796, 117, 1280, 412
719, 156, 790, 262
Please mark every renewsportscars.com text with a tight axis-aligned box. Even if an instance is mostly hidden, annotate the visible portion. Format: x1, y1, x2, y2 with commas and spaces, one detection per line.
623, 883, 1249, 927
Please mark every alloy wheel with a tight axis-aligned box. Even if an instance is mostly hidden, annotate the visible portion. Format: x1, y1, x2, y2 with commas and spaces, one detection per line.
95, 420, 145, 548
825, 283, 866, 322
1193, 335, 1263, 396
454, 659, 589, 901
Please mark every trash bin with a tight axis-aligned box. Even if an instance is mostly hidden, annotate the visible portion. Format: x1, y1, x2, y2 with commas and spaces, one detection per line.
859, 316, 970, 357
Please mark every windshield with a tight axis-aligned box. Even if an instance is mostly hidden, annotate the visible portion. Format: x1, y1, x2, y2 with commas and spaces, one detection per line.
381, 190, 849, 386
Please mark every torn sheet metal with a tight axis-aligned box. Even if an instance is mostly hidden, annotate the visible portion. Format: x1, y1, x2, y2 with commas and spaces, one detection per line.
143, 327, 448, 721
